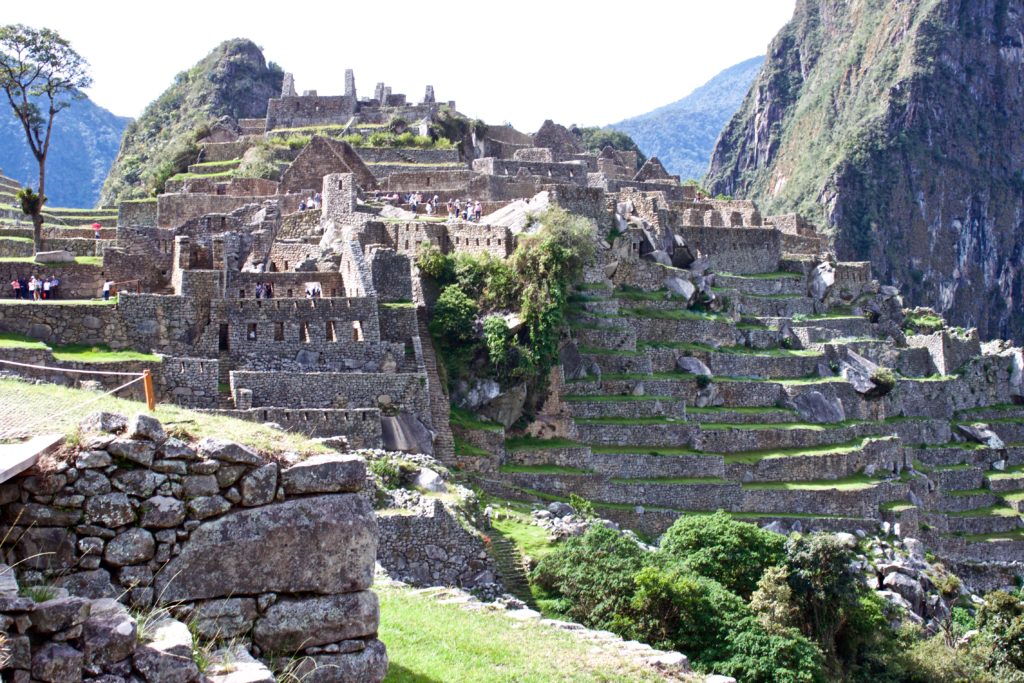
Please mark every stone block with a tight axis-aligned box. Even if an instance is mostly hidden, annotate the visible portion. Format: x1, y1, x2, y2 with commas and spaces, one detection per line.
253, 592, 379, 650
156, 495, 376, 601
132, 618, 199, 683
31, 642, 83, 683
281, 455, 365, 494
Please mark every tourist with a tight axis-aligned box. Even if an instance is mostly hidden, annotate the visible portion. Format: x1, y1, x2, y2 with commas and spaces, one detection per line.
313, 192, 322, 208
299, 199, 307, 211
92, 222, 102, 240
265, 282, 273, 298
10, 277, 21, 300
102, 279, 114, 301
49, 276, 59, 300
28, 275, 38, 301
255, 282, 265, 299
454, 199, 462, 220
41, 276, 51, 300
474, 200, 483, 222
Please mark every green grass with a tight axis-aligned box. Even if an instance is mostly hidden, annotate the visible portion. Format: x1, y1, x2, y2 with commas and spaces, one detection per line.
742, 473, 883, 491
947, 505, 1021, 518
50, 344, 161, 363
641, 340, 820, 357
588, 445, 704, 457
688, 405, 797, 415
500, 464, 591, 475
987, 466, 1024, 481
562, 394, 675, 403
491, 511, 556, 560
957, 529, 1024, 543
621, 306, 728, 322
449, 405, 502, 432
575, 417, 683, 426
381, 301, 416, 309
610, 476, 729, 485
378, 584, 665, 682
167, 170, 236, 181
0, 255, 102, 265
880, 501, 917, 513
504, 437, 581, 452
722, 436, 883, 465
0, 378, 327, 456
0, 236, 32, 243
453, 437, 490, 457
946, 488, 992, 498
577, 346, 643, 357
0, 332, 48, 349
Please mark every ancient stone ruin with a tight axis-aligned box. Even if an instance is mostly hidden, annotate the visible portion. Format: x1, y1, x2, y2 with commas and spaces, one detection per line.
4, 67, 1024, 678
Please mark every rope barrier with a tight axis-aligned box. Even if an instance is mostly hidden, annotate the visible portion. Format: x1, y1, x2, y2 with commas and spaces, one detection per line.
0, 359, 144, 376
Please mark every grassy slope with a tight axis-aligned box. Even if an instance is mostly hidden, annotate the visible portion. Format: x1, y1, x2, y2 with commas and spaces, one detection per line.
378, 584, 665, 683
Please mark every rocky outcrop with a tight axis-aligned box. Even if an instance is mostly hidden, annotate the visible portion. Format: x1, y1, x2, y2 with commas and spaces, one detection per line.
707, 0, 1024, 342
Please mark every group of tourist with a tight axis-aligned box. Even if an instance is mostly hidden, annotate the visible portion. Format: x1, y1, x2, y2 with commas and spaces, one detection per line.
255, 282, 275, 299
447, 198, 483, 222
9, 275, 61, 300
298, 192, 322, 211
305, 285, 322, 298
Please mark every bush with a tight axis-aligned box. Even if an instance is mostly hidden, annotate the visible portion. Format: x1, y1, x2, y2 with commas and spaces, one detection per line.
429, 286, 478, 344
482, 315, 509, 371
415, 246, 455, 283
367, 131, 391, 147
567, 493, 594, 519
870, 367, 897, 396
532, 525, 648, 629
660, 511, 785, 598
715, 618, 826, 683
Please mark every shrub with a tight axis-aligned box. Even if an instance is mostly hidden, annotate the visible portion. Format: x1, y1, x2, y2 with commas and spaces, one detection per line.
367, 131, 391, 147
532, 525, 648, 629
660, 511, 785, 598
870, 367, 897, 396
567, 493, 594, 519
482, 315, 509, 371
715, 618, 826, 683
429, 286, 478, 344
369, 459, 401, 489
415, 246, 455, 283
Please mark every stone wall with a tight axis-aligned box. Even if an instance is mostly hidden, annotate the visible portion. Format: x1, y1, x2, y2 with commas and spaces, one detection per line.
0, 301, 126, 348
677, 226, 782, 274
230, 370, 428, 414
0, 262, 105, 300
206, 407, 383, 445
377, 499, 495, 588
0, 413, 387, 682
266, 95, 357, 130
117, 200, 158, 228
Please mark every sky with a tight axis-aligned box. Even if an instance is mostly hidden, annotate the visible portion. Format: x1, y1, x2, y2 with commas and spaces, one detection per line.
15, 0, 795, 131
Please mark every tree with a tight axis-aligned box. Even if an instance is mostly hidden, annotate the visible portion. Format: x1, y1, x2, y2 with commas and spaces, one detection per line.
0, 24, 91, 252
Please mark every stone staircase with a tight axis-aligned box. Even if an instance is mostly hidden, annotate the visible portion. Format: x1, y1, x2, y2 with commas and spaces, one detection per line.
417, 306, 455, 460
487, 533, 537, 609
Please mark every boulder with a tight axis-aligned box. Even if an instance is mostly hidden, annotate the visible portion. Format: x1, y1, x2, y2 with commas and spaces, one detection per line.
82, 598, 137, 668
381, 413, 434, 455
281, 455, 365, 495
676, 356, 711, 377
54, 569, 117, 600
189, 598, 257, 640
291, 640, 388, 683
127, 414, 167, 443
206, 646, 275, 683
664, 276, 695, 301
187, 496, 232, 520
839, 350, 880, 395
809, 260, 835, 301
253, 592, 379, 650
85, 492, 136, 527
34, 249, 75, 263
239, 463, 278, 506
559, 343, 587, 381
671, 235, 695, 268
414, 467, 446, 493
695, 383, 723, 408
790, 390, 845, 424
156, 495, 377, 601
957, 423, 1005, 450
32, 642, 84, 682
478, 383, 528, 429
197, 438, 261, 466
104, 528, 155, 567
883, 572, 925, 615
107, 438, 156, 467
140, 496, 187, 529
80, 412, 127, 435
547, 502, 574, 518
643, 249, 672, 266
31, 596, 91, 634
133, 618, 199, 683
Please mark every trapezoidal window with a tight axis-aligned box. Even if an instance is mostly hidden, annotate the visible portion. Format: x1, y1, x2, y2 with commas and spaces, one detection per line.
300, 322, 310, 343
352, 320, 364, 342
274, 322, 284, 341
218, 324, 230, 351
326, 320, 337, 342
247, 323, 257, 341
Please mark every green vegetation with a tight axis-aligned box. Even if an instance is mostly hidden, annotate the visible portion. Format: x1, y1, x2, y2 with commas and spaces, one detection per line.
452, 437, 489, 457
574, 127, 647, 166
0, 332, 47, 349
0, 378, 326, 456
449, 405, 502, 432
743, 473, 883, 491
100, 39, 283, 203
504, 436, 581, 452
378, 583, 666, 682
50, 344, 161, 363
500, 463, 591, 475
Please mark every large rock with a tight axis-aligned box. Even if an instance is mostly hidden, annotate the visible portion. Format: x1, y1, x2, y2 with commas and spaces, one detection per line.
643, 249, 672, 266
156, 495, 376, 601
809, 260, 835, 301
559, 343, 587, 381
34, 249, 75, 263
127, 413, 167, 443
789, 390, 846, 424
664, 276, 695, 301
676, 356, 712, 377
478, 383, 527, 429
197, 438, 261, 466
80, 412, 127, 435
82, 598, 137, 668
414, 467, 446, 493
104, 528, 155, 566
292, 639, 388, 683
32, 642, 83, 682
133, 618, 199, 683
381, 413, 434, 455
281, 455, 365, 495
206, 646, 275, 683
253, 592, 379, 650
957, 423, 1005, 450
190, 598, 257, 639
839, 350, 880, 395
31, 596, 91, 634
239, 463, 278, 506
140, 496, 186, 528
883, 571, 925, 615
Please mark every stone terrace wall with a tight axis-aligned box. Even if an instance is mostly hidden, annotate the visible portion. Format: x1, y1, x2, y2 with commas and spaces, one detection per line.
117, 200, 158, 228
0, 262, 104, 300
0, 412, 386, 682
678, 226, 782, 274
207, 407, 383, 445
0, 302, 126, 348
266, 95, 357, 130
230, 371, 428, 414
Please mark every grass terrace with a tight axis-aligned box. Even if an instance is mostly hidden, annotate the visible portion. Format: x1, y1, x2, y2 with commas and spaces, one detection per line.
588, 445, 704, 457
504, 436, 581, 452
50, 344, 161, 363
449, 405, 502, 432
742, 473, 884, 491
0, 255, 102, 265
721, 436, 885, 465
620, 306, 729, 322
453, 437, 490, 457
947, 504, 1021, 518
641, 340, 821, 357
0, 378, 327, 456
718, 271, 803, 280
609, 476, 729, 485
561, 394, 675, 403
499, 464, 591, 475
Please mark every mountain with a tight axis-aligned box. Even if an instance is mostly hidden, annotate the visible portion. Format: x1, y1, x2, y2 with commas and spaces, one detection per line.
0, 95, 129, 208
706, 0, 1024, 343
610, 56, 764, 180
100, 38, 283, 205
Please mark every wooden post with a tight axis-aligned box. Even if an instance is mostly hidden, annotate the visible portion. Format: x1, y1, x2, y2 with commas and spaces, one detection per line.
142, 369, 156, 411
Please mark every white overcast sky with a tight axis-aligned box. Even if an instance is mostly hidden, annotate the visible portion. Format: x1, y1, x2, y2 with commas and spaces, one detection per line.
17, 0, 795, 131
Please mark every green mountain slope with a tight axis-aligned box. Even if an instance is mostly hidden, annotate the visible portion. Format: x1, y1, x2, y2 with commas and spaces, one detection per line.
706, 0, 1024, 342
0, 94, 129, 208
611, 56, 763, 180
100, 38, 283, 204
